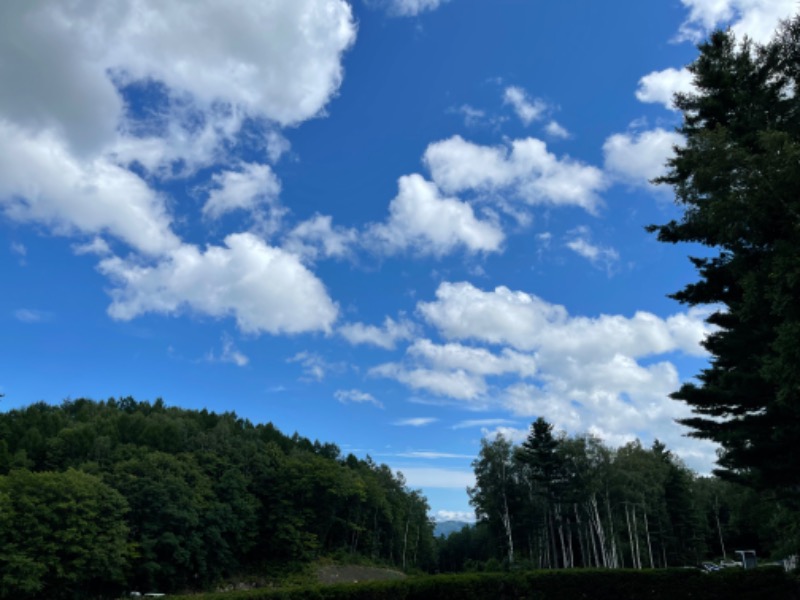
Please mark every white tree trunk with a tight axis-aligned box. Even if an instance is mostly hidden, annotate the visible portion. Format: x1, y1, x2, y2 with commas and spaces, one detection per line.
643, 505, 654, 568
501, 494, 514, 564
624, 503, 635, 569
605, 492, 619, 568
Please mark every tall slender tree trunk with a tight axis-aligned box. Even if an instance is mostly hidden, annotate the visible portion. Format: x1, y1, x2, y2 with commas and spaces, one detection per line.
632, 504, 641, 569
556, 504, 568, 568
714, 496, 727, 560
589, 495, 607, 567
605, 492, 619, 568
588, 514, 600, 567
624, 503, 635, 569
501, 487, 514, 564
643, 504, 654, 568
564, 507, 574, 568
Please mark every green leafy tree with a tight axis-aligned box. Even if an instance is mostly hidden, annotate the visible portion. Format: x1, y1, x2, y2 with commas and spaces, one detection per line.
649, 15, 800, 496
0, 469, 130, 600
469, 435, 521, 564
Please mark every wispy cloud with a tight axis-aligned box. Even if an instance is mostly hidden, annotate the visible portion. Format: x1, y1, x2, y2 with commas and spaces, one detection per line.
14, 309, 53, 323
288, 351, 345, 382
452, 418, 515, 430
72, 237, 111, 256
449, 104, 486, 127
545, 120, 570, 139
393, 417, 438, 427
394, 466, 475, 489
335, 388, 384, 408
503, 86, 547, 126
481, 425, 530, 443
395, 451, 474, 459
565, 227, 620, 273
368, 0, 453, 17
10, 242, 27, 266
206, 335, 249, 367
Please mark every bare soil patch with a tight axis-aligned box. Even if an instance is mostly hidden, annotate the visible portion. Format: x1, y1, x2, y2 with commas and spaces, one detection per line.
315, 565, 407, 585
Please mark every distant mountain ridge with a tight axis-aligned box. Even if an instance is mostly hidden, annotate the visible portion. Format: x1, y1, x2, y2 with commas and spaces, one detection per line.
434, 520, 472, 537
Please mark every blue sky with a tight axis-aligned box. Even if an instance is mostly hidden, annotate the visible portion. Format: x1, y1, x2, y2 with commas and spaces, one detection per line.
1, 0, 796, 521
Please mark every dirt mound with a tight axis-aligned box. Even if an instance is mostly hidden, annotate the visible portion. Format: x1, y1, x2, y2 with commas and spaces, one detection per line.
316, 565, 406, 585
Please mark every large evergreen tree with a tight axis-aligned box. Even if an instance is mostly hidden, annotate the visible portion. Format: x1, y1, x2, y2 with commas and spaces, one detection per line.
649, 15, 800, 496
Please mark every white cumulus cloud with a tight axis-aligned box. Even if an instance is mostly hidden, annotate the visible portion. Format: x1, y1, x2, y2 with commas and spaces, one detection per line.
636, 68, 696, 110
371, 362, 488, 400
0, 0, 356, 253
407, 281, 717, 464
372, 338, 538, 405
339, 316, 417, 350
407, 339, 537, 378
0, 122, 179, 256
203, 163, 282, 220
99, 233, 338, 335
283, 214, 358, 263
424, 136, 606, 213
435, 510, 476, 522
0, 0, 358, 337
677, 0, 796, 43
637, 3, 795, 116
0, 0, 356, 154
603, 128, 684, 186
418, 281, 712, 358
368, 174, 505, 256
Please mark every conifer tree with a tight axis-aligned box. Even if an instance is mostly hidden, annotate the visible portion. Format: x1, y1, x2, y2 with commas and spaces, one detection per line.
649, 15, 800, 496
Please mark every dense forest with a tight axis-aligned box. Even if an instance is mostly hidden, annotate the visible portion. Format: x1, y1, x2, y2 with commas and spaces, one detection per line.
2, 398, 798, 600
3, 396, 800, 600
438, 418, 799, 573
0, 398, 436, 598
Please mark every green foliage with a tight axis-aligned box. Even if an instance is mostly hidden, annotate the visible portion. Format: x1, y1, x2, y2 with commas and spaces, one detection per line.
0, 468, 130, 599
465, 419, 793, 571
648, 14, 800, 497
436, 524, 494, 572
167, 568, 796, 600
0, 398, 437, 597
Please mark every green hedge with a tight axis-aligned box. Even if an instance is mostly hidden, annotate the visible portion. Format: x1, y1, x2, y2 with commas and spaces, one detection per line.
168, 568, 797, 600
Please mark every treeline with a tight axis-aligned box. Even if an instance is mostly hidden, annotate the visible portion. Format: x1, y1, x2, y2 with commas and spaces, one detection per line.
0, 398, 436, 598
439, 418, 798, 572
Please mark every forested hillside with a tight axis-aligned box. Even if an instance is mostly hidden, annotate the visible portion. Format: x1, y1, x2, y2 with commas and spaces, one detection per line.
0, 398, 435, 598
